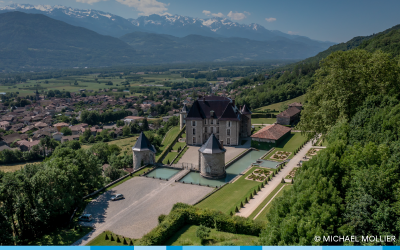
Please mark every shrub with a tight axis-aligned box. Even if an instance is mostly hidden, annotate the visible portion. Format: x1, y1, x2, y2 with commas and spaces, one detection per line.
110, 235, 115, 241
129, 240, 134, 246
258, 185, 261, 191
245, 197, 248, 203
123, 238, 127, 245
105, 234, 109, 240
240, 201, 243, 207
250, 193, 253, 199
196, 225, 211, 243
235, 206, 239, 212
291, 178, 294, 184
117, 236, 121, 243
158, 214, 167, 224
230, 211, 233, 216
253, 189, 257, 195
281, 178, 285, 183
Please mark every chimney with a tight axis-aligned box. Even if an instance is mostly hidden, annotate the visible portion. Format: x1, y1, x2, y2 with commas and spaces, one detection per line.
210, 110, 214, 117
220, 140, 224, 149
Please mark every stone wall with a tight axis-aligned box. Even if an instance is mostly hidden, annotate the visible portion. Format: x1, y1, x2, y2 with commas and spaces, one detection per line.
133, 150, 155, 170
199, 151, 226, 179
277, 116, 290, 125
186, 119, 240, 146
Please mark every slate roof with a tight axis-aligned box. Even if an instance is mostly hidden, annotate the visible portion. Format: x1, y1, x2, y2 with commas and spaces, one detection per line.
132, 132, 156, 153
199, 133, 226, 154
186, 96, 239, 121
241, 104, 252, 115
181, 104, 188, 113
251, 124, 291, 141
277, 107, 301, 117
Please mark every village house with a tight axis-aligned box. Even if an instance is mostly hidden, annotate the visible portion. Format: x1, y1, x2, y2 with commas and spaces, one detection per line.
276, 106, 301, 125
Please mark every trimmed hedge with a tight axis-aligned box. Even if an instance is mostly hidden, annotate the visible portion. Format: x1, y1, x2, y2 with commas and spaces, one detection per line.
157, 125, 186, 163
137, 203, 265, 245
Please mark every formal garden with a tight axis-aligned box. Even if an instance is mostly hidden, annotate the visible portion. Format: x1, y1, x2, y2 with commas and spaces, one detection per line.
285, 167, 299, 179
270, 151, 291, 161
245, 168, 273, 182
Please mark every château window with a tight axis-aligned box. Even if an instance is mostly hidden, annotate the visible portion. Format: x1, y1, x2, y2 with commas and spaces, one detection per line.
210, 119, 214, 125
193, 137, 196, 144
227, 121, 231, 127
192, 121, 196, 126
227, 129, 230, 136
217, 127, 219, 133
210, 127, 213, 133
204, 119, 207, 125
193, 128, 196, 135
204, 127, 207, 133
227, 138, 230, 145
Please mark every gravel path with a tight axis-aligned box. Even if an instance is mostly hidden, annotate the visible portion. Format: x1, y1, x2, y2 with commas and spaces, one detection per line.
73, 175, 213, 245
236, 139, 314, 218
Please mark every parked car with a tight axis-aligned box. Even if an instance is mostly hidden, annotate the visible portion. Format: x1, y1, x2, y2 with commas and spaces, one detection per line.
78, 214, 92, 222
111, 194, 124, 201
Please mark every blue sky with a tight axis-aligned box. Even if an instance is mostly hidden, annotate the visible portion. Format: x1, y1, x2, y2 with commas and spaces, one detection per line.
2, 0, 400, 43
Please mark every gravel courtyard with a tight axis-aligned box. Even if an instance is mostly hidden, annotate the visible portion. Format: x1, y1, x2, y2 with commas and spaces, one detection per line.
74, 175, 213, 245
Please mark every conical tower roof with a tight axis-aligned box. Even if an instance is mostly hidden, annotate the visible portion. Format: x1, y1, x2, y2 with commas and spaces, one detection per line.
181, 104, 188, 113
241, 104, 252, 115
199, 134, 226, 154
132, 132, 156, 153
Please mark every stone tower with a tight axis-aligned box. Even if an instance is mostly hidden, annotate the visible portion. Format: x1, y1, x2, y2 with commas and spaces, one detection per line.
198, 134, 226, 179
241, 104, 252, 137
132, 132, 156, 170
180, 104, 188, 130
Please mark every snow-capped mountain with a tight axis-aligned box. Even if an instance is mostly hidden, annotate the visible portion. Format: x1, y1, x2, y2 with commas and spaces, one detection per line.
0, 4, 144, 37
0, 4, 334, 48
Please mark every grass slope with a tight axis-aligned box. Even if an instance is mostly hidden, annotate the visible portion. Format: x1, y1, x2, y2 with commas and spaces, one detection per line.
165, 224, 258, 246
254, 95, 306, 113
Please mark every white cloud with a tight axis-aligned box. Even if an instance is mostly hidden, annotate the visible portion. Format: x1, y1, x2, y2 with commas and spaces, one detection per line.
203, 10, 224, 18
244, 11, 251, 15
288, 31, 299, 35
227, 11, 247, 21
115, 0, 169, 15
76, 0, 106, 4
265, 17, 276, 22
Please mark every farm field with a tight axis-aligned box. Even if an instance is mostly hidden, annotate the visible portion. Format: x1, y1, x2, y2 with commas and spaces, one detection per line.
254, 184, 292, 222
0, 73, 193, 97
254, 95, 306, 113
0, 160, 43, 173
196, 166, 264, 215
165, 224, 258, 246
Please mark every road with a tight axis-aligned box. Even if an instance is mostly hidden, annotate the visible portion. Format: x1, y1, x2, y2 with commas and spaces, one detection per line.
236, 139, 313, 218
73, 174, 213, 245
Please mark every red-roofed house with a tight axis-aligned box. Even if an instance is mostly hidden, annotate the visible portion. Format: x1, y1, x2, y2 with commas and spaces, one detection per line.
276, 107, 301, 125
251, 124, 291, 145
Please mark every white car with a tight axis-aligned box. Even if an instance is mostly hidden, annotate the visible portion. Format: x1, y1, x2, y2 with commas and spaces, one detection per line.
111, 194, 124, 201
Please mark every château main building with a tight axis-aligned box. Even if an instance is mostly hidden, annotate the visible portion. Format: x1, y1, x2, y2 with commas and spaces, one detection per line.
181, 95, 251, 146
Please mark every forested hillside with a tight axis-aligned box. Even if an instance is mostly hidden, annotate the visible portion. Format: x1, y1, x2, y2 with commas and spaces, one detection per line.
258, 49, 400, 246
234, 24, 400, 110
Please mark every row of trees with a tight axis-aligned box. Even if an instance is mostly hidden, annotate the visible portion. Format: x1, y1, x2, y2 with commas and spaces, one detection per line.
80, 110, 131, 125
259, 50, 400, 246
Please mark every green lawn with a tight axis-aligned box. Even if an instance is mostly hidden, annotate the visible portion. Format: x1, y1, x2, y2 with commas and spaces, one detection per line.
28, 226, 93, 246
162, 152, 178, 164
165, 224, 259, 246
263, 132, 308, 161
87, 230, 136, 246
254, 95, 306, 113
251, 118, 277, 125
0, 160, 42, 173
255, 184, 292, 222
196, 167, 264, 214
252, 125, 265, 135
173, 147, 188, 164
81, 135, 138, 155
248, 183, 285, 219
173, 142, 186, 151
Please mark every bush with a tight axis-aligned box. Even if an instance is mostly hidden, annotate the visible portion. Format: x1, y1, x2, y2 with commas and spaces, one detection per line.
117, 236, 121, 243
123, 238, 127, 245
281, 178, 285, 183
105, 234, 109, 240
158, 214, 167, 224
196, 225, 211, 242
235, 206, 239, 213
110, 235, 115, 241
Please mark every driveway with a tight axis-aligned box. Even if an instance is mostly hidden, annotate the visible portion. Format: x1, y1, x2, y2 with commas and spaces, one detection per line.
178, 138, 251, 165
74, 175, 213, 245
